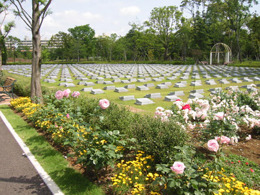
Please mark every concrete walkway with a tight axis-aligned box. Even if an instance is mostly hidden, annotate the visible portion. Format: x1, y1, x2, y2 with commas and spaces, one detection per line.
0, 96, 63, 195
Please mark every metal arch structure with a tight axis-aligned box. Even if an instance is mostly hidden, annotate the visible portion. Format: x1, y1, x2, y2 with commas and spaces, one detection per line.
210, 43, 232, 65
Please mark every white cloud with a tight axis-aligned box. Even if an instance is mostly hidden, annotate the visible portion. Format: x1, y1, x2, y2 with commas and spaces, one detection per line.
120, 6, 141, 15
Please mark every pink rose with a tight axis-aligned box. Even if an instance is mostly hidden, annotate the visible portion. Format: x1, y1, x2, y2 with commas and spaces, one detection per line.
55, 90, 64, 100
207, 139, 219, 152
72, 91, 80, 98
99, 99, 110, 109
182, 104, 191, 110
215, 112, 224, 120
66, 114, 70, 119
220, 136, 230, 144
63, 89, 71, 98
171, 162, 186, 174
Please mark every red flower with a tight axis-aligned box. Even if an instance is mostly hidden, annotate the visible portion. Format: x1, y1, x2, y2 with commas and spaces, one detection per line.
238, 160, 241, 163
182, 104, 191, 110
231, 162, 234, 164
246, 162, 249, 165
250, 168, 254, 172
176, 99, 181, 101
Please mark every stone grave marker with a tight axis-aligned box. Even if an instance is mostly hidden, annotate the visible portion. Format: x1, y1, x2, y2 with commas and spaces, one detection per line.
135, 98, 155, 105
84, 82, 95, 86
124, 84, 136, 89
103, 86, 116, 90
65, 83, 75, 87
144, 83, 154, 87
144, 93, 161, 99
168, 91, 185, 96
91, 89, 104, 94
205, 79, 217, 85
164, 95, 181, 102
136, 86, 150, 91
103, 81, 114, 84
114, 87, 129, 93
81, 87, 93, 92
119, 95, 135, 101
189, 93, 204, 99
156, 84, 169, 89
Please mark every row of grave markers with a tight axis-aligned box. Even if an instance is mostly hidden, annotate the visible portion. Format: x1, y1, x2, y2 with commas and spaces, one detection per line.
3, 64, 260, 105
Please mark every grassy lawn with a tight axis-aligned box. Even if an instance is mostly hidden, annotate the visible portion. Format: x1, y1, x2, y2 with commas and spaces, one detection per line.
0, 104, 104, 195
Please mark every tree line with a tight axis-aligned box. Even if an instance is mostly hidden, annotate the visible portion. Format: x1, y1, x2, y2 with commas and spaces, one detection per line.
6, 0, 259, 64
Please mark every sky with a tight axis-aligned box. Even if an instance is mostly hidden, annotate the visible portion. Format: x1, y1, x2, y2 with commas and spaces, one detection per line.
2, 0, 260, 41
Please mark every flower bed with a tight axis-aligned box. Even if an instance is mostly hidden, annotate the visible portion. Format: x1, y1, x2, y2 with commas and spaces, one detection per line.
10, 86, 260, 194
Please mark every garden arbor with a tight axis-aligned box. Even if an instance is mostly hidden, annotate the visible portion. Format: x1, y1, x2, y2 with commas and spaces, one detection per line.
210, 43, 232, 65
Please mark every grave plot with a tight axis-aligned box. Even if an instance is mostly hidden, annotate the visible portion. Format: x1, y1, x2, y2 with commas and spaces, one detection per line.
81, 87, 93, 92
135, 98, 155, 105
114, 87, 129, 93
136, 86, 150, 91
91, 89, 104, 94
168, 91, 185, 96
3, 64, 260, 109
164, 95, 181, 102
156, 84, 169, 89
103, 86, 116, 90
144, 93, 162, 99
124, 84, 136, 89
119, 95, 135, 101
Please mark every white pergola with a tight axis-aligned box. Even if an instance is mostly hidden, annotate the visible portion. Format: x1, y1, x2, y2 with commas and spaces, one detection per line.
210, 43, 232, 65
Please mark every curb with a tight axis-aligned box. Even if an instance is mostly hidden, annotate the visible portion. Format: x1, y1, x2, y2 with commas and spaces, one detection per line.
0, 111, 64, 195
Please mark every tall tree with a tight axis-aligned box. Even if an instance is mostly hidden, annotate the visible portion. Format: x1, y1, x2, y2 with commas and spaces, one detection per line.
207, 0, 258, 62
8, 0, 52, 103
144, 6, 182, 60
49, 31, 73, 61
68, 24, 95, 62
247, 14, 260, 59
6, 36, 20, 62
0, 1, 15, 69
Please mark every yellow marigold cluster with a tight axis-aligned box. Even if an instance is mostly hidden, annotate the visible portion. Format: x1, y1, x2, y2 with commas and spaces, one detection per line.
22, 103, 40, 118
10, 97, 31, 108
35, 120, 51, 129
111, 151, 157, 194
204, 171, 260, 195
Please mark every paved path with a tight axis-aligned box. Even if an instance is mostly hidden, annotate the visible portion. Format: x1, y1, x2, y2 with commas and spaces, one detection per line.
0, 114, 54, 195
0, 101, 65, 195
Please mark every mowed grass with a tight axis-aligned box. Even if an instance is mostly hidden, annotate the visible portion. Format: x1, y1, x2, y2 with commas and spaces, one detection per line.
0, 105, 105, 195
3, 65, 260, 114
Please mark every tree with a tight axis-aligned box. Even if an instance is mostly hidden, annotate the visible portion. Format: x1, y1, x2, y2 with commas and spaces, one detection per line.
247, 14, 260, 59
8, 0, 52, 103
6, 35, 20, 62
144, 6, 182, 60
49, 31, 73, 61
68, 24, 95, 62
175, 17, 192, 61
0, 1, 15, 69
206, 0, 258, 62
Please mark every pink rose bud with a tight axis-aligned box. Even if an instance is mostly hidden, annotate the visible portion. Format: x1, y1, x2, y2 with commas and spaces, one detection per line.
66, 114, 70, 119
207, 139, 219, 152
99, 99, 110, 109
171, 161, 186, 174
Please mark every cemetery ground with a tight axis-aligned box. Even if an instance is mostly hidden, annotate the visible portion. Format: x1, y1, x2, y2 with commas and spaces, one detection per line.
2, 64, 260, 194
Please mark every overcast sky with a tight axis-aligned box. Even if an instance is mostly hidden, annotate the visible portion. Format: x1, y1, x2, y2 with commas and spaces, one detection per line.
3, 0, 260, 41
